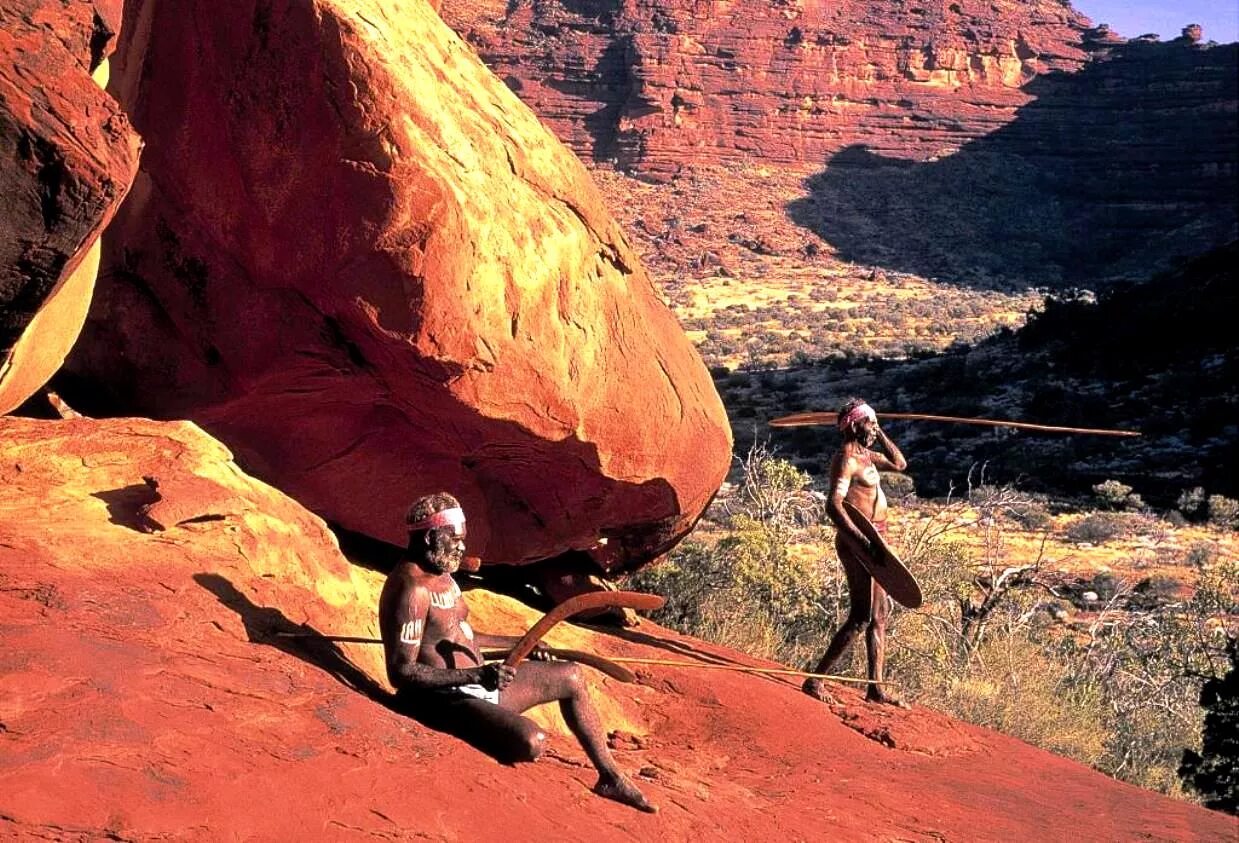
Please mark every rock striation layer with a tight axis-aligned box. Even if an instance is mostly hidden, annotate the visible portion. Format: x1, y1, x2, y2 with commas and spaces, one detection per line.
0, 0, 140, 413
441, 1, 1238, 280
441, 0, 1096, 178
65, 0, 731, 570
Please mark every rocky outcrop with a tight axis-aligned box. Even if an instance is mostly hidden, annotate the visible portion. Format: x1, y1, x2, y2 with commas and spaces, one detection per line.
0, 0, 141, 413
1, 415, 1233, 839
62, 0, 731, 571
441, 0, 1096, 178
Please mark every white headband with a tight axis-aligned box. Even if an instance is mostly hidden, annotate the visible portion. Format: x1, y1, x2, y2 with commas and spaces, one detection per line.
407, 506, 465, 533
839, 403, 876, 430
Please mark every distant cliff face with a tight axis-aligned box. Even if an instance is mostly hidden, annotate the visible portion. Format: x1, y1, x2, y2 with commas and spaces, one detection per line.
441, 1, 1238, 281
441, 0, 1096, 177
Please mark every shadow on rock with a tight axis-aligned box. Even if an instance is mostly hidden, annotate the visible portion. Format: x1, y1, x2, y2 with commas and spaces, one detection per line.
92, 481, 161, 532
787, 39, 1238, 289
193, 572, 551, 765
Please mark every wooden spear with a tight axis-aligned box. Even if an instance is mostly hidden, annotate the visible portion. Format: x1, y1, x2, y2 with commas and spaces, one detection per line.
769, 410, 1141, 437
274, 632, 884, 685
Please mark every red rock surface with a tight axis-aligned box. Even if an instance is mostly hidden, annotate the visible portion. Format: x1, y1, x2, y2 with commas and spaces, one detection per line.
63, 0, 731, 570
0, 0, 141, 413
441, 0, 1095, 178
1, 416, 1233, 839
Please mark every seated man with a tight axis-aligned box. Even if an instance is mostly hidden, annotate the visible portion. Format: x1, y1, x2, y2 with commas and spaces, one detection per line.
379, 492, 656, 813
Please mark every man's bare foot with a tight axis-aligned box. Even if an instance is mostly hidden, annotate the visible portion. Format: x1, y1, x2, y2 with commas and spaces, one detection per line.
865, 688, 909, 708
802, 677, 837, 704
595, 773, 658, 813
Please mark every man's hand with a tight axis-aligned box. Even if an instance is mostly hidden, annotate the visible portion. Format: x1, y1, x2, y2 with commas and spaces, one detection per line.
528, 643, 557, 662
477, 662, 516, 691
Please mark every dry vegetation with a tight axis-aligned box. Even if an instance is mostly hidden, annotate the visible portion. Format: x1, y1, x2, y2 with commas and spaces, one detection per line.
594, 160, 1237, 804
593, 164, 1040, 370
626, 450, 1238, 802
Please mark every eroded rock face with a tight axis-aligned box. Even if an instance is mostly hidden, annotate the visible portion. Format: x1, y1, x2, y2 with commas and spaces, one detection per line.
0, 0, 141, 413
441, 0, 1096, 178
65, 0, 731, 569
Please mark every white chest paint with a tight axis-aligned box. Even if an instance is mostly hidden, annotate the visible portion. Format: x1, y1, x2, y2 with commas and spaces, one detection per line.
429, 580, 462, 610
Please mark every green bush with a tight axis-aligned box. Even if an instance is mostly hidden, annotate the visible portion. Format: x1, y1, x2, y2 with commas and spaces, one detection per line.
1206, 495, 1239, 530
1094, 480, 1137, 510
1178, 487, 1207, 519
627, 517, 839, 667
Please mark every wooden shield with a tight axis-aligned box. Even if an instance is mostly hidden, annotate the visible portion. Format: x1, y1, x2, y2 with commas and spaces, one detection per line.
841, 500, 923, 609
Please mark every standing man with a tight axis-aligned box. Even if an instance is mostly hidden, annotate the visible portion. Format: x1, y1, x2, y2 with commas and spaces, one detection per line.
379, 492, 656, 812
803, 398, 908, 707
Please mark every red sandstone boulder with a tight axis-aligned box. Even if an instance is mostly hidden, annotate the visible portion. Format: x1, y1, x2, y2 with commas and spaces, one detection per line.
0, 0, 141, 413
64, 0, 731, 569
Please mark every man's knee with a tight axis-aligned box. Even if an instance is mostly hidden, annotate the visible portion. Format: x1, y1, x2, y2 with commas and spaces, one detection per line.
556, 662, 587, 696
520, 727, 547, 762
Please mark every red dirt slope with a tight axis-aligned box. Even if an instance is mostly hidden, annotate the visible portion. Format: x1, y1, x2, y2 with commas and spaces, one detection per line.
0, 417, 1231, 840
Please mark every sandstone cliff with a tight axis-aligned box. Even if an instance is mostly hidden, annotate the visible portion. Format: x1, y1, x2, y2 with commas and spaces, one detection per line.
441, 1, 1237, 282
442, 0, 1096, 177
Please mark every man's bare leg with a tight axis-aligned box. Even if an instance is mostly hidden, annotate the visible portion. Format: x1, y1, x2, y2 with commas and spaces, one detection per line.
804, 549, 872, 703
500, 661, 656, 813
413, 697, 548, 763
864, 583, 906, 707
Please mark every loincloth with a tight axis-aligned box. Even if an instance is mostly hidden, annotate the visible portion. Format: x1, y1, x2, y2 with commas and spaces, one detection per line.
431, 682, 500, 705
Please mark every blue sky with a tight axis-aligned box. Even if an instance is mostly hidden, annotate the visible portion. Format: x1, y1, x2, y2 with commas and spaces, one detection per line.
1074, 0, 1239, 43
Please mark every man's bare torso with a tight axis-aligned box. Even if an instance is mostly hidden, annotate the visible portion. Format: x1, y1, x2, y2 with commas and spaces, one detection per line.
380, 565, 481, 671
835, 444, 889, 522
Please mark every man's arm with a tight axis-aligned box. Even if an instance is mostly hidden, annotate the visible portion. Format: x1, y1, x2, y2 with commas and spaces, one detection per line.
379, 577, 498, 691
869, 427, 907, 472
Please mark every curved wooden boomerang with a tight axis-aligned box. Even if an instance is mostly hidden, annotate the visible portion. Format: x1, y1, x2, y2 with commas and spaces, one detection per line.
484, 647, 639, 683
504, 590, 666, 669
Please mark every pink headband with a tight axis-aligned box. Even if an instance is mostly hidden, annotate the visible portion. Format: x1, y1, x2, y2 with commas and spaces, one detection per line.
407, 506, 466, 533
839, 403, 876, 431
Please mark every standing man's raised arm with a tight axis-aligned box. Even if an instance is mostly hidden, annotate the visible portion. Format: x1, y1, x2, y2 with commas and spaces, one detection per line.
869, 425, 907, 472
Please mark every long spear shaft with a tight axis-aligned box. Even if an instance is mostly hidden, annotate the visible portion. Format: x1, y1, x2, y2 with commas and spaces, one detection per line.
769, 410, 1141, 437
273, 632, 884, 685
596, 656, 886, 685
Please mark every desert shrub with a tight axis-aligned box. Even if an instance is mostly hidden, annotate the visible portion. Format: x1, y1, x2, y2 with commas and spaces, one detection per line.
627, 516, 838, 666
1179, 636, 1239, 814
1184, 541, 1218, 569
1094, 480, 1142, 511
1206, 495, 1239, 530
1089, 571, 1121, 603
880, 471, 916, 501
727, 443, 821, 528
1007, 498, 1053, 531
1178, 487, 1207, 520
1066, 512, 1131, 544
